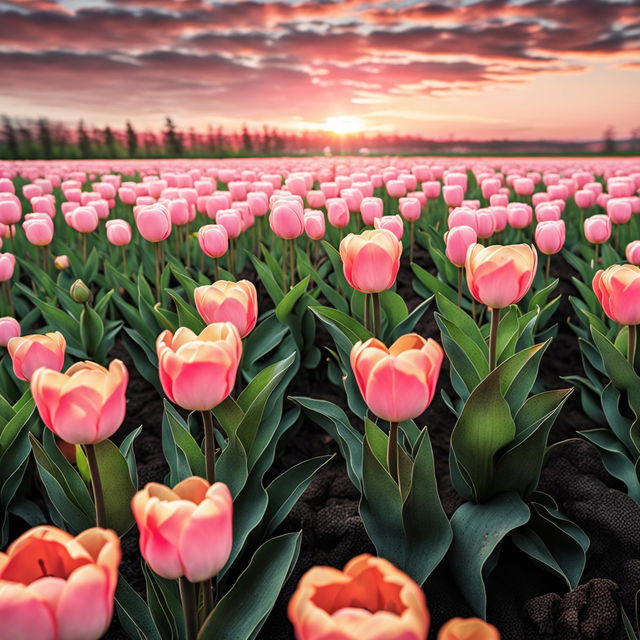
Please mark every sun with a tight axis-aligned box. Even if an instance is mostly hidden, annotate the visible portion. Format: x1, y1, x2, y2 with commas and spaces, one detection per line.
323, 116, 364, 135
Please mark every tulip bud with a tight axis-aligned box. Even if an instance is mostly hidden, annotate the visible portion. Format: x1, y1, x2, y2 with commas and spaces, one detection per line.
374, 214, 404, 240
0, 316, 20, 347
0, 252, 16, 282
194, 280, 258, 338
304, 210, 325, 240
70, 279, 92, 304
54, 255, 69, 270
593, 265, 640, 325
445, 225, 477, 268
626, 241, 640, 266
584, 214, 612, 244
438, 617, 500, 640
198, 223, 229, 258
535, 220, 565, 255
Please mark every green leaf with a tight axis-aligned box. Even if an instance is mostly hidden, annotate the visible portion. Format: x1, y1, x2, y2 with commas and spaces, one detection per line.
275, 276, 310, 323
449, 493, 530, 617
115, 575, 162, 640
79, 304, 104, 359
166, 290, 206, 333
198, 533, 302, 640
412, 263, 457, 302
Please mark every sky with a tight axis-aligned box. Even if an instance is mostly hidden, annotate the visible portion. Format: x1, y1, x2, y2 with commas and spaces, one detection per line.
0, 0, 639, 140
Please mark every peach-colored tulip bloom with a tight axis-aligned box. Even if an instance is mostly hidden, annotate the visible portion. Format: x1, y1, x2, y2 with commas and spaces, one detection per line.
288, 554, 429, 640
340, 229, 402, 294
593, 265, 640, 325
156, 323, 241, 411
194, 280, 258, 338
351, 335, 443, 423
30, 360, 128, 445
131, 477, 232, 583
8, 331, 66, 381
0, 525, 120, 640
438, 617, 500, 640
465, 244, 537, 309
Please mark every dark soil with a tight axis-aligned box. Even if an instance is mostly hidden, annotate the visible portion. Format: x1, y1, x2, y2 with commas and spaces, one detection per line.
105, 247, 639, 640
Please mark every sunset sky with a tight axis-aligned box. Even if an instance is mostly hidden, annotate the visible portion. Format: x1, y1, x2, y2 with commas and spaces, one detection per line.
1, 0, 639, 140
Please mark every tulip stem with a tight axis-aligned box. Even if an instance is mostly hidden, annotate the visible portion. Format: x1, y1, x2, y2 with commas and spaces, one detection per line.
201, 410, 216, 485
457, 267, 462, 308
3, 282, 14, 316
593, 244, 600, 269
409, 222, 415, 263
289, 239, 296, 289
214, 258, 219, 281
489, 307, 500, 371
121, 246, 128, 277
372, 292, 381, 339
364, 293, 371, 332
154, 242, 162, 304
179, 577, 198, 640
545, 254, 551, 282
388, 422, 399, 483
84, 444, 106, 528
202, 578, 216, 618
616, 224, 621, 253
629, 324, 637, 369
81, 234, 87, 263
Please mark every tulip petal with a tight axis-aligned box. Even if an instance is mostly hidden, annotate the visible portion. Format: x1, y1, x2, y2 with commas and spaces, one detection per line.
0, 583, 56, 640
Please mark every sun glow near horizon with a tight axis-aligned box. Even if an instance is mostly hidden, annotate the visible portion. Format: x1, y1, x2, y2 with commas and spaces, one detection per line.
323, 116, 365, 135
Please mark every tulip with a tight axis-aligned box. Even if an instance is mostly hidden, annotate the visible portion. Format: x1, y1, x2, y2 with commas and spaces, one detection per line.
64, 206, 98, 234
584, 214, 612, 245
422, 181, 441, 199
326, 198, 350, 230
386, 179, 406, 198
23, 214, 54, 247
0, 316, 20, 347
466, 243, 537, 369
288, 554, 429, 640
535, 220, 565, 281
0, 197, 21, 225
269, 200, 304, 239
374, 215, 404, 241
360, 197, 383, 226
216, 208, 243, 239
194, 280, 258, 338
443, 185, 464, 208
105, 219, 132, 272
351, 334, 443, 480
575, 189, 596, 209
513, 177, 534, 196
135, 203, 172, 243
507, 203, 532, 229
0, 252, 16, 281
0, 525, 120, 640
594, 264, 640, 366
445, 225, 477, 269
304, 210, 325, 242
475, 208, 496, 239
8, 331, 66, 381
438, 617, 500, 640
54, 255, 69, 270
448, 207, 477, 232
626, 241, 640, 266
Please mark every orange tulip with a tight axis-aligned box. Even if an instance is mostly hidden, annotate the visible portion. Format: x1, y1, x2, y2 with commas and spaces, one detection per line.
593, 264, 640, 326
194, 279, 258, 338
156, 323, 241, 411
351, 334, 443, 423
30, 360, 128, 445
465, 244, 537, 309
8, 331, 66, 381
288, 554, 429, 640
131, 477, 233, 582
340, 229, 402, 294
0, 525, 120, 640
438, 617, 500, 640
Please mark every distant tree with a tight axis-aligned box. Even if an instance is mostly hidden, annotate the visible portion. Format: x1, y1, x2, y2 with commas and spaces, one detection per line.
2, 117, 20, 158
603, 126, 617, 154
241, 124, 253, 153
163, 117, 183, 156
261, 124, 271, 154
206, 125, 217, 154
126, 121, 138, 156
78, 120, 92, 157
104, 126, 117, 157
631, 126, 640, 153
37, 119, 53, 158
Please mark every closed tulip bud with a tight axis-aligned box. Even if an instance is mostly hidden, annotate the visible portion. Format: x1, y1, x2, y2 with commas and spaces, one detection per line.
194, 280, 257, 338
475, 208, 496, 239
359, 197, 383, 225
22, 184, 42, 200
535, 220, 565, 255
136, 203, 172, 242
8, 331, 66, 381
626, 241, 640, 266
481, 178, 501, 199
490, 205, 508, 232
584, 215, 612, 244
340, 229, 401, 294
31, 360, 128, 444
198, 224, 229, 258
105, 219, 132, 246
70, 279, 92, 304
422, 181, 441, 198
0, 316, 20, 347
65, 206, 99, 234
54, 254, 69, 270
304, 210, 325, 240
23, 214, 54, 246
216, 209, 243, 239
288, 554, 429, 640
607, 198, 633, 225
593, 265, 640, 325
513, 177, 534, 196
374, 214, 404, 240
247, 192, 269, 217
0, 252, 16, 281
443, 185, 464, 207
351, 334, 443, 422
445, 225, 477, 267
320, 182, 339, 198
31, 195, 55, 217
399, 197, 421, 222
535, 203, 561, 222
438, 617, 500, 640
575, 189, 596, 209
466, 244, 537, 309
157, 324, 241, 411
132, 478, 232, 583
118, 187, 137, 205
386, 179, 406, 198
448, 207, 477, 231
0, 525, 120, 640
507, 203, 532, 229
490, 194, 509, 207
326, 198, 350, 229
269, 199, 305, 239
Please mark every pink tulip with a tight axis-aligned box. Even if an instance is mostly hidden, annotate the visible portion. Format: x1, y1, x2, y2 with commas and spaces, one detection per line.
575, 189, 596, 209
584, 214, 612, 244
448, 207, 477, 231
360, 197, 383, 225
445, 225, 477, 268
0, 197, 21, 225
513, 177, 534, 196
326, 198, 350, 229
593, 265, 640, 325
194, 280, 258, 338
443, 185, 464, 208
65, 206, 99, 234
0, 317, 20, 347
399, 197, 421, 222
0, 252, 16, 281
54, 255, 69, 270
626, 241, 640, 265
31, 196, 55, 217
481, 178, 501, 199
304, 210, 325, 240
374, 215, 404, 240
118, 187, 137, 205
198, 224, 229, 258
386, 180, 406, 198
490, 194, 509, 207
106, 219, 132, 246
607, 198, 633, 225
132, 478, 232, 583
535, 220, 565, 255
23, 214, 54, 246
247, 192, 269, 217
535, 203, 562, 222
167, 198, 191, 226
269, 200, 305, 239
22, 184, 42, 200
320, 182, 339, 199
422, 181, 441, 198
475, 208, 496, 239
216, 209, 243, 239
490, 205, 508, 232
136, 204, 172, 242
507, 203, 532, 229
8, 331, 66, 381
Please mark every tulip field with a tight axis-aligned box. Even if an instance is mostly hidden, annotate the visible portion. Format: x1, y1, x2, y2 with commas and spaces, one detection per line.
2, 156, 640, 640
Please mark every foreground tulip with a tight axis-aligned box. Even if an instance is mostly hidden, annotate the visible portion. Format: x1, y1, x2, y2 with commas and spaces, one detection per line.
438, 617, 500, 640
351, 334, 443, 480
466, 243, 537, 369
0, 316, 20, 347
288, 554, 429, 640
194, 280, 258, 338
0, 525, 120, 640
8, 331, 66, 381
